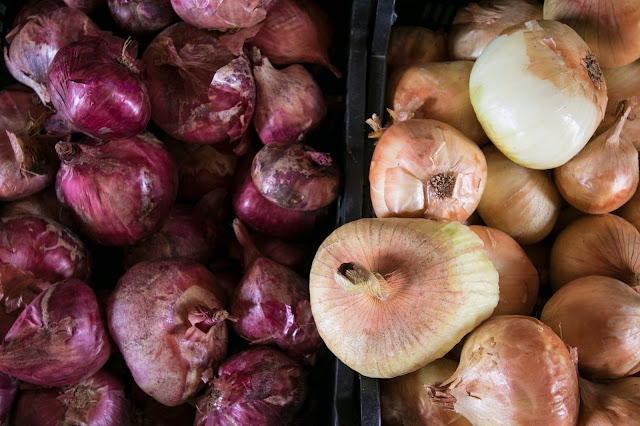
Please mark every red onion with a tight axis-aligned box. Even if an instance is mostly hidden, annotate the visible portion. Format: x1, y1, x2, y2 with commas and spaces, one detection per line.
142, 22, 255, 144
0, 278, 110, 386
108, 0, 177, 36
252, 54, 326, 145
0, 215, 91, 283
10, 0, 66, 32
62, 0, 107, 13
249, 0, 339, 76
170, 0, 277, 30
129, 382, 196, 426
194, 346, 306, 426
0, 373, 17, 426
47, 36, 151, 141
55, 133, 178, 247
0, 187, 74, 229
231, 219, 322, 363
251, 143, 340, 211
4, 6, 101, 104
251, 233, 313, 272
14, 369, 128, 426
208, 260, 241, 306
107, 259, 229, 406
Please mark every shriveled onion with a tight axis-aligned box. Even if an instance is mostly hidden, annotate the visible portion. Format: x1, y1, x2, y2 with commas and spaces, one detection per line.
477, 145, 562, 245
387, 26, 448, 74
470, 19, 607, 169
310, 218, 499, 378
578, 376, 640, 425
541, 275, 640, 379
368, 117, 487, 222
549, 214, 640, 292
599, 61, 640, 149
428, 315, 579, 425
449, 0, 542, 61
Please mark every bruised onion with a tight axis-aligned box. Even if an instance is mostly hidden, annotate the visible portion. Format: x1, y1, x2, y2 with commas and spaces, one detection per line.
310, 218, 499, 378
170, 0, 277, 31
194, 346, 306, 426
541, 275, 640, 379
578, 376, 640, 425
108, 259, 228, 406
387, 26, 448, 74
0, 278, 110, 386
368, 117, 487, 222
142, 22, 255, 145
55, 134, 177, 247
47, 36, 151, 141
252, 53, 326, 145
108, 0, 177, 36
427, 315, 579, 425
62, 0, 106, 13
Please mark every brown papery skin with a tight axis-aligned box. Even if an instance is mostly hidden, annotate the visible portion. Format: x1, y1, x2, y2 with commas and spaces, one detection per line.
600, 61, 640, 149
388, 61, 488, 146
386, 26, 448, 74
381, 358, 471, 426
477, 145, 562, 245
470, 225, 539, 316
549, 213, 640, 292
369, 119, 487, 222
617, 185, 640, 231
578, 376, 640, 425
428, 315, 579, 426
542, 275, 640, 379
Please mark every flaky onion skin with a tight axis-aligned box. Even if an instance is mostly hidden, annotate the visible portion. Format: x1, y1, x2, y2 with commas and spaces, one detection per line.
578, 376, 640, 425
428, 315, 579, 426
310, 218, 499, 378
369, 119, 487, 222
170, 0, 277, 31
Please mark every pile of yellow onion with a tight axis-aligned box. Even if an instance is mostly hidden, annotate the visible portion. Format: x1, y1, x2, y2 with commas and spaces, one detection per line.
309, 0, 640, 424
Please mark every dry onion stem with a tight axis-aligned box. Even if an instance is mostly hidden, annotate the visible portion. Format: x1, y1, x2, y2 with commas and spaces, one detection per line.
600, 61, 640, 149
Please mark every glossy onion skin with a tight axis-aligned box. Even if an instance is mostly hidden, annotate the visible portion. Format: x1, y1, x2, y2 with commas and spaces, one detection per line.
170, 0, 277, 31
108, 0, 177, 36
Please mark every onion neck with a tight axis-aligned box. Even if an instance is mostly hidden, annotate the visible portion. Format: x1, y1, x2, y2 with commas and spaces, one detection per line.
55, 142, 78, 163
334, 261, 389, 301
606, 101, 632, 147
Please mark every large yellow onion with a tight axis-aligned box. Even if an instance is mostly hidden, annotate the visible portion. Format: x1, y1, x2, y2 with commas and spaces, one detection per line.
578, 376, 640, 425
470, 19, 607, 169
309, 218, 499, 378
541, 275, 640, 379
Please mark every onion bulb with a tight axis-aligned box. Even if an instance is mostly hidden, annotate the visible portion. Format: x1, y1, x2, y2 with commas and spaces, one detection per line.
368, 117, 487, 222
450, 0, 542, 61
387, 26, 448, 74
617, 185, 640, 232
578, 376, 640, 425
310, 218, 499, 378
550, 214, 640, 292
470, 19, 607, 169
477, 145, 562, 245
541, 275, 640, 379
427, 315, 579, 425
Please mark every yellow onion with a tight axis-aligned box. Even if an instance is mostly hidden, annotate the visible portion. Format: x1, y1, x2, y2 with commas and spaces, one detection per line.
470, 20, 607, 169
477, 145, 562, 245
599, 60, 640, 149
309, 218, 499, 378
617, 185, 640, 231
368, 117, 487, 222
428, 315, 579, 425
449, 0, 542, 61
381, 358, 471, 426
388, 61, 488, 145
550, 214, 640, 292
544, 0, 640, 68
387, 26, 448, 74
469, 225, 539, 316
554, 102, 639, 214
578, 376, 640, 425
541, 275, 640, 379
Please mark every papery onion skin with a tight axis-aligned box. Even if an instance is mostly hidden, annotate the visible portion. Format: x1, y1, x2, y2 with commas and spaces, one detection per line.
310, 218, 499, 378
388, 61, 488, 145
387, 26, 448, 74
549, 214, 640, 292
469, 225, 539, 316
599, 61, 640, 149
541, 275, 640, 379
0, 215, 91, 283
617, 185, 640, 232
381, 357, 471, 426
428, 315, 579, 425
55, 134, 178, 247
62, 0, 106, 13
369, 118, 487, 222
108, 259, 228, 406
470, 19, 607, 169
0, 278, 110, 387
477, 145, 562, 245
0, 373, 17, 426
194, 346, 306, 426
170, 0, 277, 31
10, 0, 67, 33
578, 376, 640, 425
449, 0, 542, 61
108, 0, 177, 36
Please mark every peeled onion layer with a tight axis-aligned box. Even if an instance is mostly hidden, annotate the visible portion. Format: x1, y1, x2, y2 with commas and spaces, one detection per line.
108, 0, 177, 36
310, 218, 499, 378
386, 26, 448, 73
470, 19, 607, 169
578, 376, 640, 425
170, 0, 277, 31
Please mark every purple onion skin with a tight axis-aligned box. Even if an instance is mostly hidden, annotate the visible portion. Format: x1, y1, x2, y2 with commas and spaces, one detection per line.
170, 0, 277, 31
47, 36, 151, 141
252, 233, 312, 272
0, 373, 17, 426
13, 369, 128, 426
63, 0, 107, 13
0, 215, 91, 283
4, 7, 101, 105
108, 0, 177, 36
194, 346, 306, 426
142, 22, 255, 144
108, 259, 228, 406
10, 0, 66, 33
55, 134, 178, 247
0, 279, 110, 387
